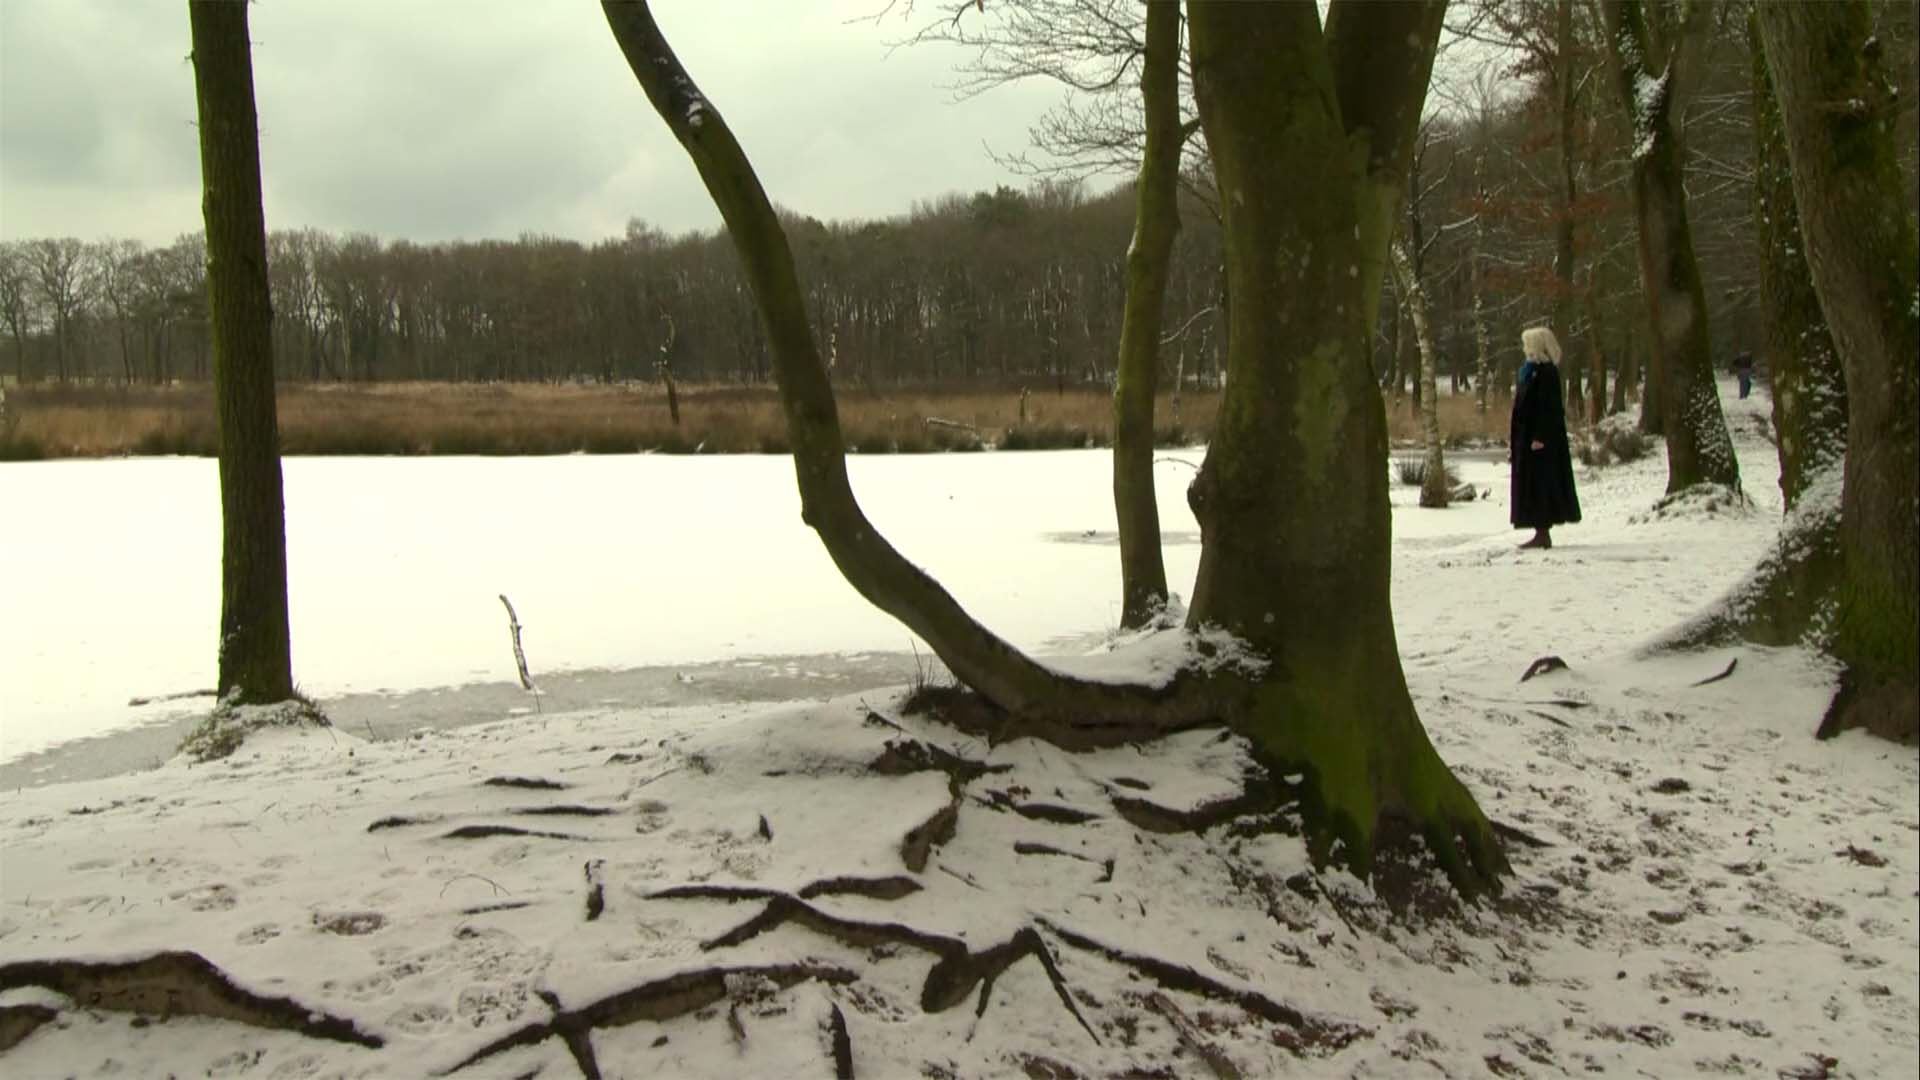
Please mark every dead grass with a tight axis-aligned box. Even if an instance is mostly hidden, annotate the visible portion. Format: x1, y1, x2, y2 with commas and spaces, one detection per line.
2, 381, 1511, 459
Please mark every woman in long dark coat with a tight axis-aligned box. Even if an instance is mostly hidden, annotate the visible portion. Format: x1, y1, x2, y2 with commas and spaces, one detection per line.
1510, 326, 1581, 549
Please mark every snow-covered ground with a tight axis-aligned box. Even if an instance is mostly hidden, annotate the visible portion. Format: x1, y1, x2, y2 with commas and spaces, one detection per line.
1, 379, 1914, 1077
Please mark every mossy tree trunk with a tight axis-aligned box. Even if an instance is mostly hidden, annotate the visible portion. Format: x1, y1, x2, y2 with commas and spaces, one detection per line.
1756, 0, 1919, 741
604, 0, 1504, 893
190, 0, 295, 705
1183, 1, 1503, 889
1602, 0, 1741, 497
1111, 1, 1181, 629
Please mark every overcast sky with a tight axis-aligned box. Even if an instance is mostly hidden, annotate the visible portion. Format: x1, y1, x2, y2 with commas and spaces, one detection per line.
0, 0, 1070, 247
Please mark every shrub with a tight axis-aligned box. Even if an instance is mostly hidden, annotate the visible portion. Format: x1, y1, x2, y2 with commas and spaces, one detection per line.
1394, 456, 1460, 488
178, 694, 330, 763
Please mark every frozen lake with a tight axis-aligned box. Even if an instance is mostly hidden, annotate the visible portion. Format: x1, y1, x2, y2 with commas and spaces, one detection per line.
2, 438, 1759, 775
0, 450, 1214, 765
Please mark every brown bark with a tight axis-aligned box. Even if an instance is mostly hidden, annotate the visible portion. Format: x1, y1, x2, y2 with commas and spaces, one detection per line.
1112, 1, 1180, 628
1602, 0, 1741, 495
190, 0, 295, 704
1757, 0, 1919, 740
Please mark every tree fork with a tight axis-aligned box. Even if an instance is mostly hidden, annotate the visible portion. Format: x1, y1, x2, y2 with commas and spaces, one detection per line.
1183, 1, 1507, 894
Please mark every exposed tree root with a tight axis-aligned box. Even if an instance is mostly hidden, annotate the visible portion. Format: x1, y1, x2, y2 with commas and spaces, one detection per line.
1689, 658, 1738, 687
1147, 989, 1243, 1080
0, 1003, 58, 1052
827, 1001, 854, 1079
657, 888, 1098, 1041
1034, 918, 1368, 1054
1519, 656, 1568, 682
982, 789, 1103, 824
0, 951, 383, 1048
1490, 821, 1552, 849
869, 733, 1009, 873
443, 963, 856, 1076
515, 805, 618, 818
1107, 770, 1290, 834
441, 825, 587, 842
585, 860, 606, 921
898, 681, 1230, 752
460, 900, 534, 916
368, 814, 439, 832
484, 776, 569, 790
648, 876, 922, 903
901, 797, 959, 873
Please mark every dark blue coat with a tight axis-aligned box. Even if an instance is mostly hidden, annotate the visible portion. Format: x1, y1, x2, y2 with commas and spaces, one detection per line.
1510, 361, 1582, 529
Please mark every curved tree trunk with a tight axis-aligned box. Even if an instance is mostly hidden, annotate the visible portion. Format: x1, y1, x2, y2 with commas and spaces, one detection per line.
1111, 1, 1180, 629
1757, 0, 1919, 741
601, 1, 1218, 741
1184, 1, 1503, 891
190, 0, 295, 705
1602, 0, 1741, 496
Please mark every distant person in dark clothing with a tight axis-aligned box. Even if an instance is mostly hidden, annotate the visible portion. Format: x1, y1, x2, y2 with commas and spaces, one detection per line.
1510, 326, 1582, 550
1732, 351, 1755, 399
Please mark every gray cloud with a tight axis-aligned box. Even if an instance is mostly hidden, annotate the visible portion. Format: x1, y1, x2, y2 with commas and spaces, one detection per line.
0, 0, 1070, 246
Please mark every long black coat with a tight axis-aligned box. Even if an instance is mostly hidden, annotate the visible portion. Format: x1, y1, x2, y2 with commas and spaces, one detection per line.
1509, 361, 1582, 529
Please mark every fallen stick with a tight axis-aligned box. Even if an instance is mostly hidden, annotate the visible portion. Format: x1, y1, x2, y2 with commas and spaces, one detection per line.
497, 593, 540, 713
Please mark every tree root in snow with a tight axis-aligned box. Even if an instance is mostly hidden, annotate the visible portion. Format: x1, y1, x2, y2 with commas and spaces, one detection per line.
869, 734, 1009, 873
647, 875, 922, 903
1519, 656, 1569, 682
0, 951, 383, 1049
0, 1003, 59, 1052
1034, 917, 1369, 1054
1108, 770, 1290, 834
440, 824, 587, 842
655, 888, 1098, 1042
443, 963, 857, 1077
1689, 657, 1738, 687
827, 1001, 854, 1078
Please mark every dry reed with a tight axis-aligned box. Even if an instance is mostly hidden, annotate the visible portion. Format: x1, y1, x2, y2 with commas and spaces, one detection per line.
0, 380, 1510, 461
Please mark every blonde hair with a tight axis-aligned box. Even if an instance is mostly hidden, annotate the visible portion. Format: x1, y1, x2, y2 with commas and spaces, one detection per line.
1521, 326, 1563, 364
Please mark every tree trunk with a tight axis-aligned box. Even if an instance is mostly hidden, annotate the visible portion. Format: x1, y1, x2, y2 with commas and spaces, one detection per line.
1602, 0, 1741, 496
1757, 0, 1919, 740
1752, 12, 1846, 511
1472, 166, 1491, 415
1185, 1, 1502, 889
190, 0, 295, 705
1111, 1, 1179, 629
1553, 0, 1585, 425
602, 0, 1216, 739
1391, 241, 1449, 508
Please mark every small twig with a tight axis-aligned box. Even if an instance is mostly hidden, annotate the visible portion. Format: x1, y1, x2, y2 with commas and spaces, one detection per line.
936, 864, 986, 891
1154, 456, 1201, 471
498, 594, 540, 713
923, 416, 979, 433
1147, 990, 1242, 1080
438, 873, 511, 899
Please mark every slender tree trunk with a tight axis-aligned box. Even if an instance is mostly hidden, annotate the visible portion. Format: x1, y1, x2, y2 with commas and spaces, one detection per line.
1472, 167, 1491, 415
602, 0, 1216, 738
1185, 0, 1503, 890
1111, 1, 1179, 629
190, 0, 295, 704
1603, 0, 1741, 495
1553, 0, 1585, 424
1391, 241, 1449, 508
1757, 0, 1918, 740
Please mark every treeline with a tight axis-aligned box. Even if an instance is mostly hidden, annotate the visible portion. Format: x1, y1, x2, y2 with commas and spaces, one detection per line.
1, 0, 1913, 402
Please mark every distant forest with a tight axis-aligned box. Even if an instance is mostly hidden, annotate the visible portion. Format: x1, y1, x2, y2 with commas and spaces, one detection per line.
2, 1, 1914, 408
